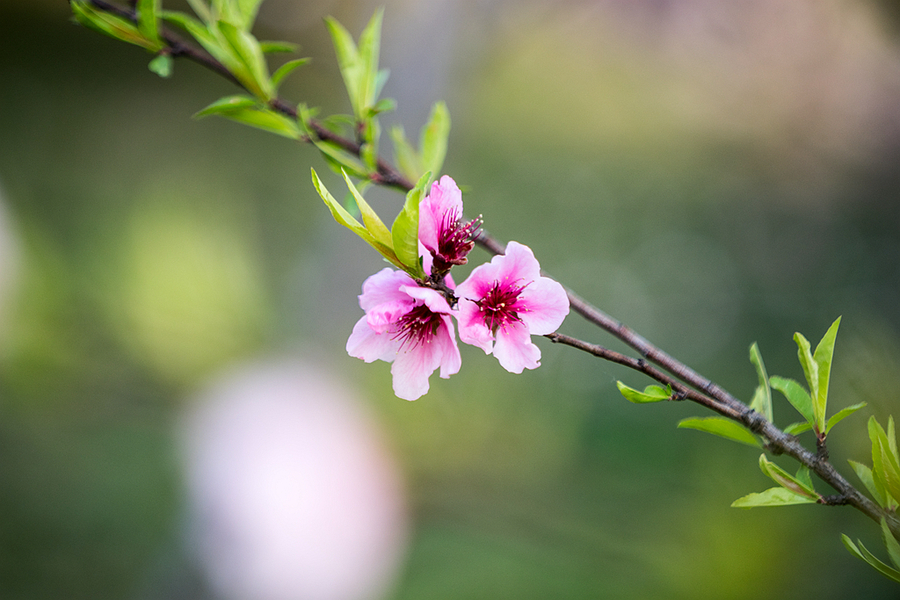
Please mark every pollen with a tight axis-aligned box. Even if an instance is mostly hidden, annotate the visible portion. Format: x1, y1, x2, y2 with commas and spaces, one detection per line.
475, 278, 528, 332
391, 304, 442, 349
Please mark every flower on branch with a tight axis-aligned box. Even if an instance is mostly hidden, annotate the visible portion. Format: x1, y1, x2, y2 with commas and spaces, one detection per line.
347, 267, 462, 400
456, 241, 569, 373
419, 175, 480, 278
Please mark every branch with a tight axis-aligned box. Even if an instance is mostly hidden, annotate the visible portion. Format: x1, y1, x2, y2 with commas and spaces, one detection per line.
75, 0, 899, 536
81, 0, 416, 192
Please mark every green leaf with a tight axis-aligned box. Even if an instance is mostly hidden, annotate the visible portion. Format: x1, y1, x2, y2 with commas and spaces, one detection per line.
216, 20, 273, 99
194, 94, 257, 115
311, 139, 368, 179
794, 465, 814, 490
341, 170, 392, 249
770, 376, 814, 426
843, 534, 900, 583
882, 518, 900, 570
271, 58, 310, 91
843, 534, 865, 560
616, 381, 671, 404
356, 9, 384, 114
136, 0, 161, 45
160, 10, 234, 70
373, 68, 390, 104
185, 0, 211, 22
311, 169, 403, 270
677, 417, 761, 447
216, 0, 263, 30
848, 459, 888, 508
370, 98, 397, 116
732, 487, 818, 508
870, 417, 900, 508
260, 40, 300, 54
390, 126, 422, 181
784, 421, 813, 436
748, 342, 773, 422
159, 9, 209, 39
360, 142, 378, 173
325, 10, 385, 119
812, 316, 841, 432
891, 417, 899, 461
194, 95, 300, 139
391, 172, 429, 277
420, 101, 451, 179
758, 454, 819, 499
148, 53, 173, 77
71, 1, 162, 51
825, 402, 866, 434
794, 330, 820, 431
325, 16, 363, 117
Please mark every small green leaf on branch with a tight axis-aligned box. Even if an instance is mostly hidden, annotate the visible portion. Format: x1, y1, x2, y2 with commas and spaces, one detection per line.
783, 421, 813, 436
71, 0, 163, 51
869, 416, 900, 510
842, 533, 900, 583
137, 0, 162, 46
148, 53, 173, 78
812, 316, 842, 433
758, 454, 821, 500
194, 95, 300, 138
311, 168, 404, 270
748, 342, 773, 422
616, 381, 671, 404
732, 487, 819, 508
825, 402, 866, 434
848, 459, 890, 509
770, 376, 814, 427
271, 58, 310, 91
420, 101, 450, 177
794, 331, 820, 431
390, 171, 429, 278
677, 417, 761, 447
325, 9, 385, 120
341, 170, 392, 249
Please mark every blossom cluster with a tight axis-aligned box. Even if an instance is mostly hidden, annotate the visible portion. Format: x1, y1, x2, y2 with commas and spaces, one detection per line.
347, 176, 569, 400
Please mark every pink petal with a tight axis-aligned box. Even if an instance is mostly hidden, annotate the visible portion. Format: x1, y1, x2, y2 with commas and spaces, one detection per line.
418, 176, 462, 254
455, 297, 495, 354
435, 315, 462, 378
388, 317, 460, 400
493, 321, 541, 373
346, 316, 398, 363
366, 299, 414, 334
518, 277, 569, 335
390, 340, 435, 399
401, 284, 453, 315
496, 241, 542, 282
455, 264, 498, 305
390, 350, 433, 401
358, 269, 417, 312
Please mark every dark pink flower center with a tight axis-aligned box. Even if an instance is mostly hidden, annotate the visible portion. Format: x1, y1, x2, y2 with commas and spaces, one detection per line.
476, 279, 527, 333
392, 304, 443, 349
431, 210, 481, 276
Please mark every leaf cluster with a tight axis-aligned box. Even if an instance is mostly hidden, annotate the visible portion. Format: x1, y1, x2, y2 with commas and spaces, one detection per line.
71, 0, 165, 55
617, 318, 868, 509
841, 417, 900, 581
312, 169, 429, 280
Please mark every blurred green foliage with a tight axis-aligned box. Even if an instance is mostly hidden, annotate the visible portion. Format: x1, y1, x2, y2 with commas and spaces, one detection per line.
2, 1, 900, 598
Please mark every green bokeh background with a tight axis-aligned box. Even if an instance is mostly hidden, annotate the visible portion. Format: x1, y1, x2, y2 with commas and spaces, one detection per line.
3, 0, 900, 598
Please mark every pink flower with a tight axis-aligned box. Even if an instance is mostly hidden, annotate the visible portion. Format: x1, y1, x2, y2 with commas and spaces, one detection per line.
419, 175, 480, 277
346, 268, 462, 400
455, 241, 569, 373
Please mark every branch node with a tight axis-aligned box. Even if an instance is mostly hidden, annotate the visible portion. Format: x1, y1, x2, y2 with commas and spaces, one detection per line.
819, 494, 851, 506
